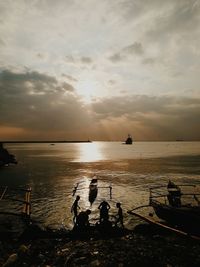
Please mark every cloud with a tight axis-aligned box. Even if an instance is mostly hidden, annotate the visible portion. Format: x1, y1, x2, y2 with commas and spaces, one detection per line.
0, 1, 200, 141
123, 42, 144, 55
0, 70, 199, 141
146, 0, 200, 40
108, 53, 123, 63
81, 57, 93, 64
62, 74, 77, 82
90, 95, 200, 140
65, 55, 93, 65
142, 58, 157, 65
65, 56, 75, 64
108, 42, 144, 63
0, 38, 5, 46
0, 70, 91, 139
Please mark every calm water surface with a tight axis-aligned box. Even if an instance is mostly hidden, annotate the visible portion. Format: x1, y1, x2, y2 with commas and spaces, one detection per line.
0, 141, 200, 229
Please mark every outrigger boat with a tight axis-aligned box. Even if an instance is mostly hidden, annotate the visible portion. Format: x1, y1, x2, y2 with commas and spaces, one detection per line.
89, 178, 98, 205
128, 182, 200, 240
0, 186, 32, 237
0, 186, 31, 219
150, 183, 200, 231
72, 177, 112, 205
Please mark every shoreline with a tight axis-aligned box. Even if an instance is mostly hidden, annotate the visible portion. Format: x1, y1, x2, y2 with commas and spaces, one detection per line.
1, 224, 200, 266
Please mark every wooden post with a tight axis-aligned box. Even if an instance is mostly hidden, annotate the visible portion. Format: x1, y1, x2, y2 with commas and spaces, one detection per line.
22, 187, 31, 219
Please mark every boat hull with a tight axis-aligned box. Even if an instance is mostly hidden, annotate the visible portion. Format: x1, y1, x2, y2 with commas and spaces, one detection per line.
89, 179, 98, 204
152, 200, 200, 232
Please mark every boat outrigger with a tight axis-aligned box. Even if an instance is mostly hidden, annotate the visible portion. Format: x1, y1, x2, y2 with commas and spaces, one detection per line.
0, 186, 32, 237
0, 186, 31, 219
128, 181, 200, 240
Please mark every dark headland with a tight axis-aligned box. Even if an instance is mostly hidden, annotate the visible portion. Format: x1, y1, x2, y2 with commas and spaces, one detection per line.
1, 140, 92, 144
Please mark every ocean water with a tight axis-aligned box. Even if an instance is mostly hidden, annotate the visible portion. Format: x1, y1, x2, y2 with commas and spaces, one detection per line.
0, 141, 200, 230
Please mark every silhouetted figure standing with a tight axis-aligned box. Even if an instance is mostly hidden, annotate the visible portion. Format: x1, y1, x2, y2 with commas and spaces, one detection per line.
167, 180, 181, 207
98, 200, 110, 223
75, 209, 91, 231
115, 202, 124, 228
71, 195, 80, 224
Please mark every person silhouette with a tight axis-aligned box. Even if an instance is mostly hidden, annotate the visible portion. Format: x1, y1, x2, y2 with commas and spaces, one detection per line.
75, 209, 91, 230
98, 200, 110, 223
115, 202, 124, 228
167, 180, 181, 207
71, 195, 80, 223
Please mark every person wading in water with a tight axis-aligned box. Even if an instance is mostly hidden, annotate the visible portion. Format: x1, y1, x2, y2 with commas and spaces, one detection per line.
98, 200, 110, 223
71, 195, 80, 224
115, 202, 124, 228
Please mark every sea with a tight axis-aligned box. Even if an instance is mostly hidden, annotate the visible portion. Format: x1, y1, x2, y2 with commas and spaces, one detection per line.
0, 141, 200, 231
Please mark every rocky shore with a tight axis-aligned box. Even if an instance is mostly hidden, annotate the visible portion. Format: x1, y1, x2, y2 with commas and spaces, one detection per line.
1, 223, 200, 267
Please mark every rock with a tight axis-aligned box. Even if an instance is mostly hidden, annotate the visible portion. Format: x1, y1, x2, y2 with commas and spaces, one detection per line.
18, 244, 29, 255
92, 251, 99, 255
2, 253, 18, 267
61, 247, 69, 253
74, 256, 88, 265
91, 259, 101, 266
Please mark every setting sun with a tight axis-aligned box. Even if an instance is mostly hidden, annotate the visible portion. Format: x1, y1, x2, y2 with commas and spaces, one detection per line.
76, 80, 100, 103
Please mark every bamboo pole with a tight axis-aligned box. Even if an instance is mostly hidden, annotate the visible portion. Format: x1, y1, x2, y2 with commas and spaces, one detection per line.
0, 186, 8, 200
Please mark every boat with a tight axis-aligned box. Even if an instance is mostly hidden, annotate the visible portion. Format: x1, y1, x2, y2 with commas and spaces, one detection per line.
124, 134, 132, 144
149, 182, 200, 231
72, 178, 112, 206
89, 178, 98, 205
128, 181, 200, 239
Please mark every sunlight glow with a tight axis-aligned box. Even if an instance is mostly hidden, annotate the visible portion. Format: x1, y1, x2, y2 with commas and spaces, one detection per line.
75, 143, 103, 162
76, 80, 100, 103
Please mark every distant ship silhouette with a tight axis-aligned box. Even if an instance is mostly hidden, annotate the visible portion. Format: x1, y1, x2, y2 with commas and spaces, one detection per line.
125, 134, 133, 145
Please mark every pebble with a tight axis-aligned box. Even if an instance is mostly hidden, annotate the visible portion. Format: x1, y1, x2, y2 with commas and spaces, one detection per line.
2, 253, 18, 267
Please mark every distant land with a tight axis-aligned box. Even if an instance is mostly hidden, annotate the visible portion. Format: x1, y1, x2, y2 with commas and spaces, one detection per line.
1, 140, 92, 144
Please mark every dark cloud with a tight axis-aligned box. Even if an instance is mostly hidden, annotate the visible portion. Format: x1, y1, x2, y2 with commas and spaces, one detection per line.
65, 55, 93, 65
108, 53, 123, 63
109, 42, 144, 62
0, 70, 91, 136
91, 95, 200, 118
62, 74, 77, 82
81, 57, 93, 64
123, 42, 144, 55
0, 69, 199, 141
91, 95, 200, 140
60, 82, 75, 92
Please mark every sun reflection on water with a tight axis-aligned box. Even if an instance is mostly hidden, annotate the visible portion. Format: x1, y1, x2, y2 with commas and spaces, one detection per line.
74, 142, 104, 162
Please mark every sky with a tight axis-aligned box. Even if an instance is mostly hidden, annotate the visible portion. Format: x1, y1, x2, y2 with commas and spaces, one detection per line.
0, 0, 200, 141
